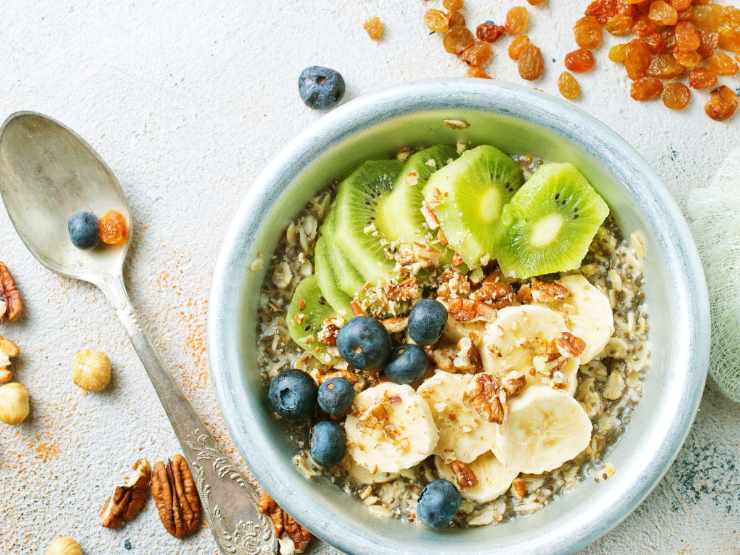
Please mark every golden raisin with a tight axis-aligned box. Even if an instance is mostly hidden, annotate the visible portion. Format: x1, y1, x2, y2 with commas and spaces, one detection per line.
505, 6, 530, 35
707, 51, 738, 76
461, 40, 493, 67
476, 21, 506, 43
697, 29, 719, 58
508, 35, 531, 60
443, 0, 464, 11
424, 9, 450, 33
575, 16, 604, 48
673, 49, 703, 68
675, 21, 701, 51
648, 0, 678, 25
518, 43, 545, 80
586, 0, 620, 24
564, 48, 596, 72
647, 53, 686, 78
687, 67, 717, 89
609, 43, 628, 62
467, 66, 492, 79
448, 11, 466, 28
363, 17, 385, 41
98, 210, 129, 246
719, 28, 740, 54
661, 82, 692, 109
633, 15, 659, 36
443, 26, 475, 54
606, 14, 634, 36
625, 39, 652, 79
527, 0, 547, 5
630, 76, 664, 100
704, 85, 738, 121
558, 71, 582, 99
670, 0, 692, 11
691, 4, 724, 31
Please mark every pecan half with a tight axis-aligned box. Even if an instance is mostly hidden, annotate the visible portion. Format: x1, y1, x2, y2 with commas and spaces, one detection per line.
450, 460, 478, 489
258, 492, 313, 554
99, 459, 151, 529
530, 279, 569, 303
151, 454, 201, 539
465, 374, 504, 424
555, 332, 586, 358
447, 298, 477, 322
0, 263, 22, 322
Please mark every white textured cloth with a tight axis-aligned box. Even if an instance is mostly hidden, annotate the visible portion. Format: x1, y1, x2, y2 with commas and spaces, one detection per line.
686, 147, 740, 403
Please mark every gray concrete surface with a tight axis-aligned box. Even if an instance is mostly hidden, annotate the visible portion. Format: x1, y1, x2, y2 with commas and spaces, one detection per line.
0, 1, 737, 553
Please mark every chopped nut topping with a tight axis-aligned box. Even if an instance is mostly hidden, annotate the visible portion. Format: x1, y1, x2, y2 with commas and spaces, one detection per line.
428, 346, 456, 372
471, 272, 515, 309
465, 374, 504, 423
100, 459, 151, 529
0, 263, 22, 322
503, 374, 527, 398
511, 477, 528, 499
530, 279, 569, 303
516, 284, 533, 304
453, 336, 482, 373
258, 492, 313, 554
317, 317, 341, 346
447, 298, 478, 322
151, 454, 201, 539
555, 332, 586, 358
382, 316, 408, 334
450, 460, 478, 489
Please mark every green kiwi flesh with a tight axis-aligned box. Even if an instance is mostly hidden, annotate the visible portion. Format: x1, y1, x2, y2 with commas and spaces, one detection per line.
314, 235, 353, 318
494, 162, 609, 279
423, 145, 524, 268
287, 276, 335, 354
375, 145, 458, 245
335, 159, 402, 283
320, 208, 365, 297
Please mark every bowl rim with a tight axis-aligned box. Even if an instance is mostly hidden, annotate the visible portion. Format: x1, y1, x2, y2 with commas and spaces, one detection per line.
208, 79, 709, 555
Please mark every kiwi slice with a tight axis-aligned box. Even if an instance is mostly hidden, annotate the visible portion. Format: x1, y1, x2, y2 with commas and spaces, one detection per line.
375, 145, 458, 244
423, 145, 524, 268
314, 235, 353, 318
494, 162, 609, 279
320, 208, 365, 296
287, 276, 335, 353
335, 159, 403, 282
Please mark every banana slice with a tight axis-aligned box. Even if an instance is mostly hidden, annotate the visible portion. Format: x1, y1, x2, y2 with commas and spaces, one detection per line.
342, 456, 399, 485
443, 318, 486, 344
435, 452, 519, 504
493, 385, 592, 474
538, 274, 614, 363
480, 305, 569, 378
345, 382, 438, 474
417, 371, 498, 464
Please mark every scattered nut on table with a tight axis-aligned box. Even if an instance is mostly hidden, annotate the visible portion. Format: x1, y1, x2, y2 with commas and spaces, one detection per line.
0, 335, 20, 384
150, 454, 202, 539
258, 492, 313, 554
72, 349, 112, 392
0, 382, 30, 425
99, 459, 151, 529
44, 536, 83, 555
0, 262, 23, 322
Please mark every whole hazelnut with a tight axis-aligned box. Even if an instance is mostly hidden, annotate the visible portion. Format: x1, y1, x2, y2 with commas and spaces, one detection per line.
0, 382, 30, 425
45, 536, 83, 555
72, 349, 112, 392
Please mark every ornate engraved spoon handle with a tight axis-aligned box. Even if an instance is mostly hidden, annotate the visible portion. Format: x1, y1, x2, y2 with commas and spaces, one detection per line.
99, 275, 278, 555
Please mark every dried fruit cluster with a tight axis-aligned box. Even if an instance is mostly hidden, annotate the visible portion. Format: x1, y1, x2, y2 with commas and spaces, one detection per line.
562, 0, 738, 120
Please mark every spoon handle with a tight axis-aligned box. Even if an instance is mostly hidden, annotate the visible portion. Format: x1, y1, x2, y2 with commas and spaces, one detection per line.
99, 275, 278, 555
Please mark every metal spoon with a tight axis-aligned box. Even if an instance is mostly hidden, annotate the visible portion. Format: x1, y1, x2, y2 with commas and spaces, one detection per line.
0, 112, 277, 555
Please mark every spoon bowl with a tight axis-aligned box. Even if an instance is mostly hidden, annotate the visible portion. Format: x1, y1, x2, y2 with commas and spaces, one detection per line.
0, 112, 130, 283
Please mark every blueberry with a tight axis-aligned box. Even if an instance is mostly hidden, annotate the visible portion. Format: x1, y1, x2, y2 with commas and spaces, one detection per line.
309, 420, 346, 467
417, 479, 461, 529
384, 345, 428, 384
336, 317, 392, 370
268, 369, 317, 420
67, 211, 99, 249
408, 299, 448, 346
318, 377, 355, 418
298, 66, 345, 110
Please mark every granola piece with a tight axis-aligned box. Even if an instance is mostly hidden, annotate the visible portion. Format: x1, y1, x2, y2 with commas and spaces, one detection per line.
99, 459, 151, 529
0, 263, 22, 322
150, 454, 201, 539
258, 492, 313, 554
450, 460, 479, 489
464, 374, 504, 424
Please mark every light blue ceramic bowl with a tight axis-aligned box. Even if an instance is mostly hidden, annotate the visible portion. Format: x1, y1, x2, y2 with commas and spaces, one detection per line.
208, 80, 709, 555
